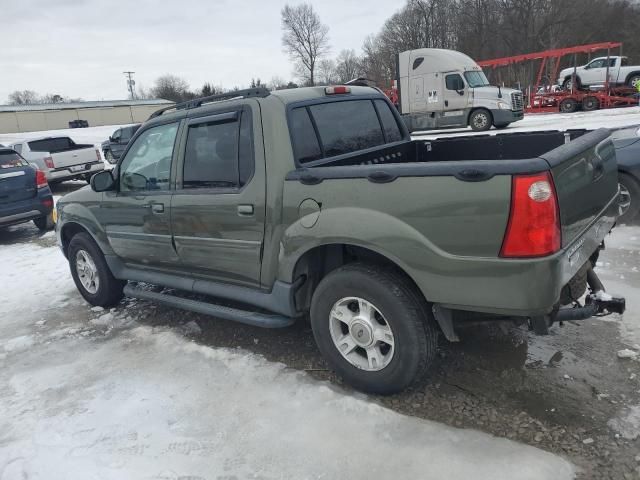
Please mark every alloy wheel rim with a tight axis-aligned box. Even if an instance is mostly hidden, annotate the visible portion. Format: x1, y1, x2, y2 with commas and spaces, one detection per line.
618, 183, 631, 217
473, 113, 488, 129
328, 296, 395, 371
75, 249, 99, 294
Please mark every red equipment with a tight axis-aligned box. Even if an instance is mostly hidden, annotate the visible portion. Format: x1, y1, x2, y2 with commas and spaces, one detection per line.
478, 42, 638, 113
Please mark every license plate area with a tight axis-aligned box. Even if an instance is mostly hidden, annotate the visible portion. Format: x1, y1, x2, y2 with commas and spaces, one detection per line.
69, 164, 87, 172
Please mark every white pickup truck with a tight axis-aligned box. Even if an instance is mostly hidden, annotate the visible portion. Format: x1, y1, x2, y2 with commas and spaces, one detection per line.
10, 137, 104, 183
558, 56, 640, 90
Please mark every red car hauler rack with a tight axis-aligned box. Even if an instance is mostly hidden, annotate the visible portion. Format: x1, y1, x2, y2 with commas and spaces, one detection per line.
478, 42, 638, 113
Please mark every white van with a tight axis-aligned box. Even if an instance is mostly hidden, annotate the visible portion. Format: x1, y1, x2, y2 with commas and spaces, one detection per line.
396, 48, 524, 132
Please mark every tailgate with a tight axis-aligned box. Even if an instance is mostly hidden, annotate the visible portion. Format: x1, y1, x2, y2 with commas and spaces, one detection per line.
540, 129, 618, 246
0, 162, 37, 204
52, 148, 97, 169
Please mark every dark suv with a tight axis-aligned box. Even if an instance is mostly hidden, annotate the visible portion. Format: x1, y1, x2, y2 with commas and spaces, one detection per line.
101, 124, 140, 164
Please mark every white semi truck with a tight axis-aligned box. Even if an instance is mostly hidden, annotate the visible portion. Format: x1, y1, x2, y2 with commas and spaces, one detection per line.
395, 48, 524, 132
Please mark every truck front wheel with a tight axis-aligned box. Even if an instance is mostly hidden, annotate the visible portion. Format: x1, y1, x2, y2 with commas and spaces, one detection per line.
469, 109, 492, 132
310, 263, 437, 395
627, 75, 640, 89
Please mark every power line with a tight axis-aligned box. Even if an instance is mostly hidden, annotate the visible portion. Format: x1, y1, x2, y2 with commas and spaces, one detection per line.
123, 71, 136, 100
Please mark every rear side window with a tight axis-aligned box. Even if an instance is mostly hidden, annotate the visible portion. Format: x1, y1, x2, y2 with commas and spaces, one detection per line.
28, 137, 75, 153
0, 151, 29, 168
290, 108, 322, 164
308, 100, 384, 159
183, 117, 240, 189
374, 100, 402, 143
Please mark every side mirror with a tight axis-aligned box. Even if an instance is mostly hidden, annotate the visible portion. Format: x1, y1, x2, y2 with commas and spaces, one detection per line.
91, 170, 115, 192
456, 89, 465, 96
108, 136, 114, 142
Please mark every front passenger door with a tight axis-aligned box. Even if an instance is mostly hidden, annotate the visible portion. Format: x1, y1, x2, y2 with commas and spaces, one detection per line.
99, 121, 181, 268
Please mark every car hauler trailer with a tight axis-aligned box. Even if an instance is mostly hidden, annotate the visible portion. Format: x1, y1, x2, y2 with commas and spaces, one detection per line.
478, 42, 639, 114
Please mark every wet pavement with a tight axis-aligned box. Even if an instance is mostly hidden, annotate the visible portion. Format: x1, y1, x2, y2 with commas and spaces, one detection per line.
2, 181, 640, 479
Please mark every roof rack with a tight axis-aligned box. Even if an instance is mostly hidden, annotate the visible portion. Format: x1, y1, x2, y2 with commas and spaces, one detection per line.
149, 87, 271, 119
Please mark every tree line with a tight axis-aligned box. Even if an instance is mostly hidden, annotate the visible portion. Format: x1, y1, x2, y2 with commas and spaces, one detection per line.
282, 0, 640, 90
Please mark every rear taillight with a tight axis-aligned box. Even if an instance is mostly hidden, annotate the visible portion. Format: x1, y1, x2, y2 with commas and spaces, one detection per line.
41, 198, 53, 208
500, 172, 561, 258
95, 148, 101, 161
44, 156, 54, 169
325, 86, 351, 95
35, 169, 48, 189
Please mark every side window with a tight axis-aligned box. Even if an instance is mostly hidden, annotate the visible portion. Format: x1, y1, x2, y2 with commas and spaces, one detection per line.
621, 58, 628, 67
445, 74, 465, 91
588, 59, 605, 69
412, 57, 424, 70
119, 122, 178, 192
112, 129, 121, 142
183, 117, 240, 189
308, 100, 384, 158
290, 108, 322, 164
374, 99, 403, 143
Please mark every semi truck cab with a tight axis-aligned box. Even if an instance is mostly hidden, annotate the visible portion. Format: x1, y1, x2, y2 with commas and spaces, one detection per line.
397, 48, 524, 132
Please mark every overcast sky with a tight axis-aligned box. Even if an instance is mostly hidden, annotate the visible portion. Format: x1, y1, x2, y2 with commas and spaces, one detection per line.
1, 0, 404, 103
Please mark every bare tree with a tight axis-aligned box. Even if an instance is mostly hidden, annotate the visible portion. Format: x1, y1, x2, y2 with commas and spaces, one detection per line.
334, 49, 362, 83
268, 76, 289, 90
281, 3, 330, 86
7, 90, 40, 105
151, 74, 193, 102
316, 59, 337, 85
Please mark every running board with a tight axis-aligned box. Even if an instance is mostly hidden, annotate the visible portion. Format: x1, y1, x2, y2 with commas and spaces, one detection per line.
123, 284, 296, 329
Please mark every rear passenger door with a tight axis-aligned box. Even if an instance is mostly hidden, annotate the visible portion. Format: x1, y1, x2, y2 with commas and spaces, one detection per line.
171, 105, 266, 288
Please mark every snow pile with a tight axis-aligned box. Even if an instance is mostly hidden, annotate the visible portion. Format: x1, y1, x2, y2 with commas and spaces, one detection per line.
0, 324, 575, 480
608, 405, 640, 440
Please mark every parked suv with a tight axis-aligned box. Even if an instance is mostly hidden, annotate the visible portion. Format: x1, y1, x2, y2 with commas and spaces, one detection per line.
102, 124, 140, 164
0, 148, 54, 231
56, 86, 624, 394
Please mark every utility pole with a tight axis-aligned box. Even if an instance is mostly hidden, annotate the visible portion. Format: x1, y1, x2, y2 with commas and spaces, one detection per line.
123, 71, 136, 100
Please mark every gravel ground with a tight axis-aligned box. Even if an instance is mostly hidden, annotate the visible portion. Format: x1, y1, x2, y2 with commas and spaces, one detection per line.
2, 181, 640, 479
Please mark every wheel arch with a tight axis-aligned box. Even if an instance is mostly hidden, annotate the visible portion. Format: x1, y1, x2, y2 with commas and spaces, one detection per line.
288, 242, 429, 313
624, 71, 640, 84
60, 222, 99, 257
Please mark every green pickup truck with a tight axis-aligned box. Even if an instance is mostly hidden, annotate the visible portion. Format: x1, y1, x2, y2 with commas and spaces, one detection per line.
56, 85, 625, 394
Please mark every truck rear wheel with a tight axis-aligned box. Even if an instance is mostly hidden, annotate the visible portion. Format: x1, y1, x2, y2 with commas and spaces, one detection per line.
310, 263, 437, 395
559, 98, 578, 113
582, 96, 599, 111
469, 109, 492, 132
627, 75, 640, 89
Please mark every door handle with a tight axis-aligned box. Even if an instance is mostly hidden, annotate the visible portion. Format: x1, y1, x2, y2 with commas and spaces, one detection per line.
151, 203, 164, 213
237, 204, 254, 216
444, 100, 449, 107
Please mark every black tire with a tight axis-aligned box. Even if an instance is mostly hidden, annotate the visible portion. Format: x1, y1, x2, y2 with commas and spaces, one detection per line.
104, 149, 116, 164
618, 173, 640, 224
310, 263, 438, 395
494, 123, 509, 129
33, 212, 54, 231
562, 76, 580, 91
627, 75, 640, 89
582, 96, 599, 111
559, 98, 578, 113
68, 232, 125, 307
469, 109, 493, 132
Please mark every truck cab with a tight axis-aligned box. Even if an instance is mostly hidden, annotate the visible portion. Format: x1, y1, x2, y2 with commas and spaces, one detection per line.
397, 48, 524, 132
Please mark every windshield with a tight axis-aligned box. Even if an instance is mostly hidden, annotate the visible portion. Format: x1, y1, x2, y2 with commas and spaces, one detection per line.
464, 71, 490, 88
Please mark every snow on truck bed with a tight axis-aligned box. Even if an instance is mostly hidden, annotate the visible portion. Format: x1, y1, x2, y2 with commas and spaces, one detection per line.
0, 237, 575, 479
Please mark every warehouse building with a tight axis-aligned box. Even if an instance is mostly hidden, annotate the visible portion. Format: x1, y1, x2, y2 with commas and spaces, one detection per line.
0, 99, 174, 134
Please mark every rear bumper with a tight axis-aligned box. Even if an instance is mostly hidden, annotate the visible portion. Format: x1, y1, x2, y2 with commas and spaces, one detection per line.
47, 161, 104, 182
492, 109, 524, 124
0, 194, 53, 228
422, 199, 618, 317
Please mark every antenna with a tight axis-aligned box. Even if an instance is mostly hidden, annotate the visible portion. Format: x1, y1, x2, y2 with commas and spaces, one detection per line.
123, 71, 136, 100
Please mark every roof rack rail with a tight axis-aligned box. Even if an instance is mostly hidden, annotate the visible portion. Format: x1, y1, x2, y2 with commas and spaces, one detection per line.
149, 87, 271, 119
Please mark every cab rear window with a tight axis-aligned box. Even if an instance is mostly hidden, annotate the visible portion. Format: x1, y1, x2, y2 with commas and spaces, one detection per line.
0, 151, 29, 169
289, 98, 404, 165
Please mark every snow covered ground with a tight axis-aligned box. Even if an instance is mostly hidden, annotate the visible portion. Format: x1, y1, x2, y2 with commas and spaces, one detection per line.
413, 106, 640, 139
0, 235, 576, 479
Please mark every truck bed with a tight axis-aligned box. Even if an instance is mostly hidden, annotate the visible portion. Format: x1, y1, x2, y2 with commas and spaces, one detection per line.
287, 128, 617, 250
